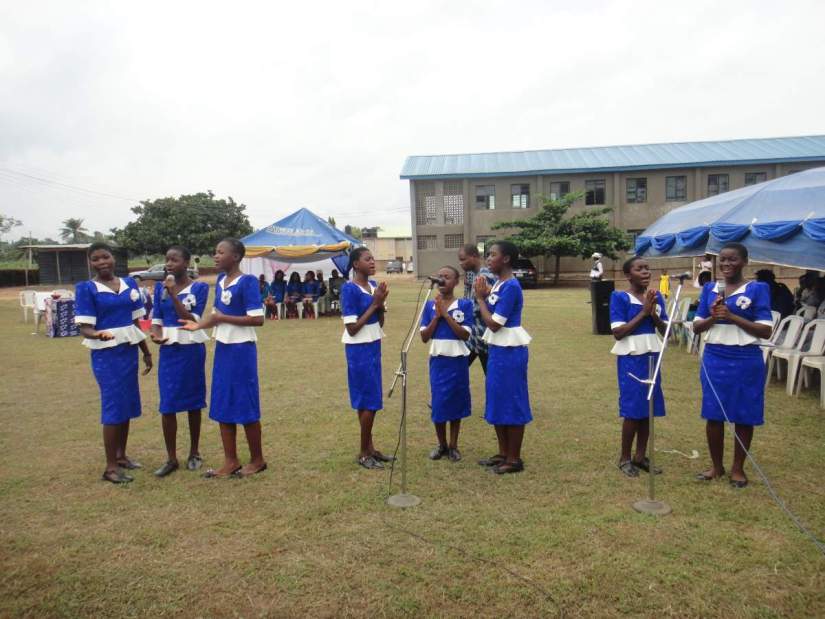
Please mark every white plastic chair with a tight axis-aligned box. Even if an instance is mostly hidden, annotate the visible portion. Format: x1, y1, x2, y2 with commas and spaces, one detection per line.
670, 297, 692, 344
19, 290, 36, 322
762, 315, 804, 363
770, 311, 781, 335
796, 356, 825, 408
767, 319, 825, 395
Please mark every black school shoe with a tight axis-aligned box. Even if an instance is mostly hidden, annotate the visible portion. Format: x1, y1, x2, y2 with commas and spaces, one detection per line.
492, 460, 525, 475
154, 461, 179, 478
632, 457, 662, 475
429, 445, 449, 460
102, 470, 132, 484
357, 455, 384, 470
448, 448, 461, 462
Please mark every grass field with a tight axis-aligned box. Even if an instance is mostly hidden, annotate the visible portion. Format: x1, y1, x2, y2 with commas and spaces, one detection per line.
1, 280, 823, 618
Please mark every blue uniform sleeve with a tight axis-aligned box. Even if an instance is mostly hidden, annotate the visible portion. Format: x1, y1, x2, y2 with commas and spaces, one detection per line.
752, 282, 773, 323
459, 298, 473, 330
609, 291, 627, 328
193, 282, 209, 319
243, 275, 264, 316
341, 283, 358, 324
420, 300, 434, 330
152, 282, 163, 321
656, 291, 669, 323
491, 280, 520, 325
695, 283, 713, 320
124, 277, 144, 319
74, 281, 97, 325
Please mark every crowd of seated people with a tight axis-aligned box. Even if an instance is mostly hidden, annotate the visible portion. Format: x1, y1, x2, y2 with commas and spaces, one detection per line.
258, 269, 346, 320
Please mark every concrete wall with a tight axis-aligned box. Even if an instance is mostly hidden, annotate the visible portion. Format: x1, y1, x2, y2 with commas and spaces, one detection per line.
409, 160, 825, 280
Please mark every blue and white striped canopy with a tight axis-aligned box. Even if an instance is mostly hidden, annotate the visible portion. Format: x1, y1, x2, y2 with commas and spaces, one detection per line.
636, 166, 825, 269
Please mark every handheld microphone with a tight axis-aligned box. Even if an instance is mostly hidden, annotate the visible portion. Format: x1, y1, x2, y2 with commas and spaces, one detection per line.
427, 275, 445, 286
162, 274, 175, 300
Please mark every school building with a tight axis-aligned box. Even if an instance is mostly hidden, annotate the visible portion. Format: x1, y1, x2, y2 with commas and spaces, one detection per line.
400, 135, 825, 280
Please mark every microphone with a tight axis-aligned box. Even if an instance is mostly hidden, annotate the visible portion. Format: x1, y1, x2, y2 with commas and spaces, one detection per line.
670, 272, 691, 281
427, 275, 445, 286
162, 274, 174, 300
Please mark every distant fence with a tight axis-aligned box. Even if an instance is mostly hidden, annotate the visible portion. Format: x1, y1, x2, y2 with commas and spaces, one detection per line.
0, 269, 40, 287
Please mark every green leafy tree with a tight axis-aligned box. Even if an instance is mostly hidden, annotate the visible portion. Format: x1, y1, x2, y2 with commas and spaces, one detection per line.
327, 216, 336, 228
344, 224, 363, 240
112, 191, 253, 255
59, 218, 89, 243
492, 191, 631, 285
0, 213, 22, 237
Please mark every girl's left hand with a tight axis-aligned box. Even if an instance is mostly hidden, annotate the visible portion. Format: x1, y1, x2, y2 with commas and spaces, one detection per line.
710, 296, 729, 320
643, 289, 657, 315
474, 277, 491, 300
434, 295, 448, 317
142, 353, 153, 375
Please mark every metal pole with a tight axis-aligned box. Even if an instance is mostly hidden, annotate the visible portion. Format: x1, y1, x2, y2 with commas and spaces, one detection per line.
648, 355, 655, 502
400, 350, 409, 495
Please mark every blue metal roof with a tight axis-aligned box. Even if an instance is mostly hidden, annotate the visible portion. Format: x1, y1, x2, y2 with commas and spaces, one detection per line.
400, 135, 825, 180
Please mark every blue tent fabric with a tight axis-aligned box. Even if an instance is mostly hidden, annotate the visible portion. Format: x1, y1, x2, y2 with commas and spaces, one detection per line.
242, 207, 359, 249
636, 166, 825, 269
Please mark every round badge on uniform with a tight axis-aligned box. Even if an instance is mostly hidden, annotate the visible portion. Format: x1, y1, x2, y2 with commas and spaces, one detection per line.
488, 293, 499, 305
129, 288, 140, 302
221, 290, 233, 305
736, 296, 752, 310
183, 293, 197, 310
451, 309, 464, 323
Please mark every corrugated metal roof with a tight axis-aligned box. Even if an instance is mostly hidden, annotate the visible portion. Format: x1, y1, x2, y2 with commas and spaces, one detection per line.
400, 135, 825, 179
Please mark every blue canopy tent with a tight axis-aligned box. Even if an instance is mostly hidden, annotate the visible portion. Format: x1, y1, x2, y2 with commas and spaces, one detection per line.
240, 207, 360, 280
636, 166, 825, 269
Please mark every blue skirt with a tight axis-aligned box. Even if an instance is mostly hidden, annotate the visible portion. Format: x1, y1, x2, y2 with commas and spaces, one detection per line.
701, 344, 765, 426
485, 345, 532, 426
345, 341, 382, 412
429, 355, 471, 423
616, 353, 666, 419
209, 341, 260, 424
91, 343, 142, 425
158, 343, 207, 414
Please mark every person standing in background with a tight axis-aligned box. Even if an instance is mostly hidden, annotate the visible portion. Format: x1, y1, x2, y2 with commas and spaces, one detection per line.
458, 244, 496, 373
659, 269, 670, 300
590, 253, 604, 281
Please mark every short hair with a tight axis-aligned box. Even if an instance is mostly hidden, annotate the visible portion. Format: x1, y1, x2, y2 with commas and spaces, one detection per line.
460, 243, 480, 257
720, 242, 748, 261
489, 240, 519, 266
220, 237, 246, 260
698, 270, 712, 286
622, 255, 645, 275
87, 241, 114, 257
166, 245, 191, 261
754, 269, 775, 282
348, 247, 371, 270
305, 270, 315, 280
440, 265, 460, 279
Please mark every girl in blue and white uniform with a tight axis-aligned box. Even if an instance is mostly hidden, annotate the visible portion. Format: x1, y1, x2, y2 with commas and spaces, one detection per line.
75, 242, 153, 484
693, 242, 773, 488
180, 239, 267, 478
149, 246, 209, 477
473, 241, 532, 474
420, 266, 473, 462
609, 256, 669, 478
341, 247, 393, 470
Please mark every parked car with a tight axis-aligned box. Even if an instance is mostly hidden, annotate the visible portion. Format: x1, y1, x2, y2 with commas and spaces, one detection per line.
386, 260, 403, 274
131, 263, 198, 282
512, 258, 538, 288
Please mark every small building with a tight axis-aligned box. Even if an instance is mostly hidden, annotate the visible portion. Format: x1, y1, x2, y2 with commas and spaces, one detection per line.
22, 244, 129, 285
361, 228, 413, 272
400, 135, 825, 280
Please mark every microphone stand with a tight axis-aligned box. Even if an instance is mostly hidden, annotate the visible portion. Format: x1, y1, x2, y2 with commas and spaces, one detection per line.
628, 273, 689, 516
385, 281, 436, 508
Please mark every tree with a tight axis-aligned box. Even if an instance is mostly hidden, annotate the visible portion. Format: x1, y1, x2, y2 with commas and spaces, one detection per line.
60, 218, 89, 243
492, 191, 631, 285
344, 224, 363, 240
112, 191, 253, 255
327, 216, 336, 228
0, 213, 22, 237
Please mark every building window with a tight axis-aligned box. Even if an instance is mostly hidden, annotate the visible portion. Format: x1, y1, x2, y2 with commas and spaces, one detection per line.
744, 172, 767, 186
415, 182, 438, 226
443, 182, 464, 225
476, 235, 495, 254
444, 233, 464, 249
475, 185, 496, 210
511, 184, 530, 208
707, 174, 729, 196
626, 229, 645, 247
547, 181, 570, 201
666, 175, 687, 201
626, 178, 647, 203
417, 235, 437, 251
585, 179, 605, 205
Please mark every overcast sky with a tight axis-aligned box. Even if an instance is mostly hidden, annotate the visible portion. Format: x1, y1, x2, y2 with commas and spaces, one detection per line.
1, 0, 824, 241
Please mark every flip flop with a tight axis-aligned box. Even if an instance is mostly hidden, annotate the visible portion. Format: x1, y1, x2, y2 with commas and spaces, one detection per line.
232, 463, 268, 478
202, 466, 242, 479
632, 457, 662, 475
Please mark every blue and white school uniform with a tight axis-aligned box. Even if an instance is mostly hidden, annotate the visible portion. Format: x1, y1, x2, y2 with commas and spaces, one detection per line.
609, 290, 668, 419
695, 281, 772, 426
270, 280, 286, 303
481, 278, 533, 425
341, 280, 385, 412
419, 299, 473, 423
75, 277, 147, 425
151, 281, 209, 415
210, 273, 264, 425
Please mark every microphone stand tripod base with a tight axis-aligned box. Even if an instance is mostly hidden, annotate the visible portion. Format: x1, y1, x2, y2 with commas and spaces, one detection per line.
387, 493, 421, 509
633, 498, 672, 516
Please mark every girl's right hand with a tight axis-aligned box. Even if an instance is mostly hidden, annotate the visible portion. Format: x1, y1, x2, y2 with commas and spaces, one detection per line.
150, 332, 168, 345
95, 330, 115, 341
474, 277, 491, 300
372, 282, 389, 306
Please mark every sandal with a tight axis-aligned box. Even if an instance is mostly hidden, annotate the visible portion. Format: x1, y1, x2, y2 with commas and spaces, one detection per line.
492, 460, 525, 475
371, 451, 397, 463
448, 448, 462, 462
729, 478, 748, 489
116, 458, 142, 470
695, 468, 725, 481
203, 466, 242, 479
357, 455, 384, 470
186, 455, 203, 471
232, 463, 268, 478
154, 461, 179, 478
477, 454, 505, 467
618, 460, 639, 477
102, 470, 132, 484
429, 445, 449, 460
632, 457, 662, 475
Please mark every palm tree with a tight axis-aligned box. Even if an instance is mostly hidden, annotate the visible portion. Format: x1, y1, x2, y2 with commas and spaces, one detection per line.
60, 218, 88, 243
